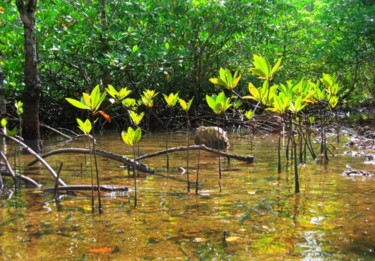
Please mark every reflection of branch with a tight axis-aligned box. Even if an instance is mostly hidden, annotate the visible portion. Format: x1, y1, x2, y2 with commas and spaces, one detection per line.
136, 145, 254, 163
27, 148, 155, 174
43, 185, 128, 193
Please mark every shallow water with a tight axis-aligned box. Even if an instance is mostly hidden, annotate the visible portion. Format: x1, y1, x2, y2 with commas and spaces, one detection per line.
0, 132, 374, 260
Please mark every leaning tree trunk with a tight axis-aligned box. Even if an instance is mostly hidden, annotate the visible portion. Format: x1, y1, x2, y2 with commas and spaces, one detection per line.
16, 0, 42, 152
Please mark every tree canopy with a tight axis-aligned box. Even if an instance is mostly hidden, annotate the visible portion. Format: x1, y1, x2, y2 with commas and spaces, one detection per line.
0, 0, 374, 129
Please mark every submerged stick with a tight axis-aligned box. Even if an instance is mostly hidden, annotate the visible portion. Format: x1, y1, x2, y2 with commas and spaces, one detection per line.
137, 145, 254, 163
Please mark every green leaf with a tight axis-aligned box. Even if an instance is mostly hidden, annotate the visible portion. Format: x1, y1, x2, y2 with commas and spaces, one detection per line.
66, 98, 90, 110
163, 92, 179, 108
121, 126, 142, 146
76, 118, 92, 134
205, 94, 216, 111
179, 97, 194, 112
250, 54, 271, 79
244, 110, 254, 120
132, 45, 139, 53
129, 110, 144, 126
122, 98, 137, 110
1, 118, 7, 128
271, 58, 282, 76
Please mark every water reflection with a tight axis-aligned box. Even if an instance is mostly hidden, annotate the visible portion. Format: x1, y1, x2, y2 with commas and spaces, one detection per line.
0, 132, 374, 259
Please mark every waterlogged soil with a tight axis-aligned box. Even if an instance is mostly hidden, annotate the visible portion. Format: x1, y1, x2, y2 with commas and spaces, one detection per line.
0, 132, 374, 260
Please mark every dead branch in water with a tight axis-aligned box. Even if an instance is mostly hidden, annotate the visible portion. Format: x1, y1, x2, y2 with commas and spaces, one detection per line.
136, 144, 254, 163
1, 172, 41, 188
27, 148, 155, 174
0, 133, 67, 186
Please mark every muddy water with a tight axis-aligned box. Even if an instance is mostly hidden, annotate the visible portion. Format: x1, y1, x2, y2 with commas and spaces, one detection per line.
0, 132, 374, 260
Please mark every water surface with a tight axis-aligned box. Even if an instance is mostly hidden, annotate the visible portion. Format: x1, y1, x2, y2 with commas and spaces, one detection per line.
0, 132, 374, 260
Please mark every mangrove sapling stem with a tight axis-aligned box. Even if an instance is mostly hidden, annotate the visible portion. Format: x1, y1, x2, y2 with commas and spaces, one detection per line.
0, 133, 67, 186
278, 131, 281, 174
54, 162, 63, 200
91, 128, 103, 214
186, 128, 190, 192
133, 145, 137, 208
291, 134, 300, 193
195, 146, 200, 195
87, 135, 95, 214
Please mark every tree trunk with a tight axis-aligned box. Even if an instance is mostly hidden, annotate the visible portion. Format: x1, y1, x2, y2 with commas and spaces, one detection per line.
16, 0, 42, 152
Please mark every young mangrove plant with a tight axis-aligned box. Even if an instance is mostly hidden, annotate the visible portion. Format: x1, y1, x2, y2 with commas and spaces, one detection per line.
121, 126, 142, 208
179, 97, 194, 192
141, 89, 158, 131
205, 91, 232, 188
66, 85, 109, 214
163, 92, 180, 170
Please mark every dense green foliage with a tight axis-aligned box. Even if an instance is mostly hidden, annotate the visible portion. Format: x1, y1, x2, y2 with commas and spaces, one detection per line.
0, 0, 374, 129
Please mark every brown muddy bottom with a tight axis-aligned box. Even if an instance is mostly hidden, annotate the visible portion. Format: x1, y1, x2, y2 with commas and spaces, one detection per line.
0, 132, 374, 260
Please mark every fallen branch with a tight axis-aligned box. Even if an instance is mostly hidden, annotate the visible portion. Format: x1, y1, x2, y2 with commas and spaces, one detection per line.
43, 185, 128, 193
1, 172, 42, 188
136, 144, 254, 163
0, 133, 67, 186
27, 148, 155, 174
40, 123, 73, 140
0, 150, 17, 184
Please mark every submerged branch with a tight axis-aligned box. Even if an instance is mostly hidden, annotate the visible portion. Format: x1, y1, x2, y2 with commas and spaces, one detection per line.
137, 145, 254, 163
27, 148, 155, 174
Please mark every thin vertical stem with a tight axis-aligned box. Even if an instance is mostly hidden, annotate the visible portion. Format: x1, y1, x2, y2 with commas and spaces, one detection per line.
278, 131, 281, 174
133, 145, 137, 208
91, 125, 103, 214
195, 147, 200, 195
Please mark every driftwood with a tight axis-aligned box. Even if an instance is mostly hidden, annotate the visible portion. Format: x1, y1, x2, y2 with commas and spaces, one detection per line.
0, 133, 67, 186
40, 123, 73, 140
1, 172, 41, 188
27, 148, 155, 174
0, 150, 17, 184
43, 185, 128, 193
136, 144, 254, 163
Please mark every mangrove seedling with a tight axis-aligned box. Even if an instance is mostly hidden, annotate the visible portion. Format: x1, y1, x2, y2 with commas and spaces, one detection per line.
66, 85, 109, 214
179, 97, 194, 192
163, 92, 180, 170
122, 126, 142, 207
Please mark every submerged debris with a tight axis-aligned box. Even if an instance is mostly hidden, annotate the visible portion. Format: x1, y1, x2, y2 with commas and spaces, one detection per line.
342, 165, 373, 177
